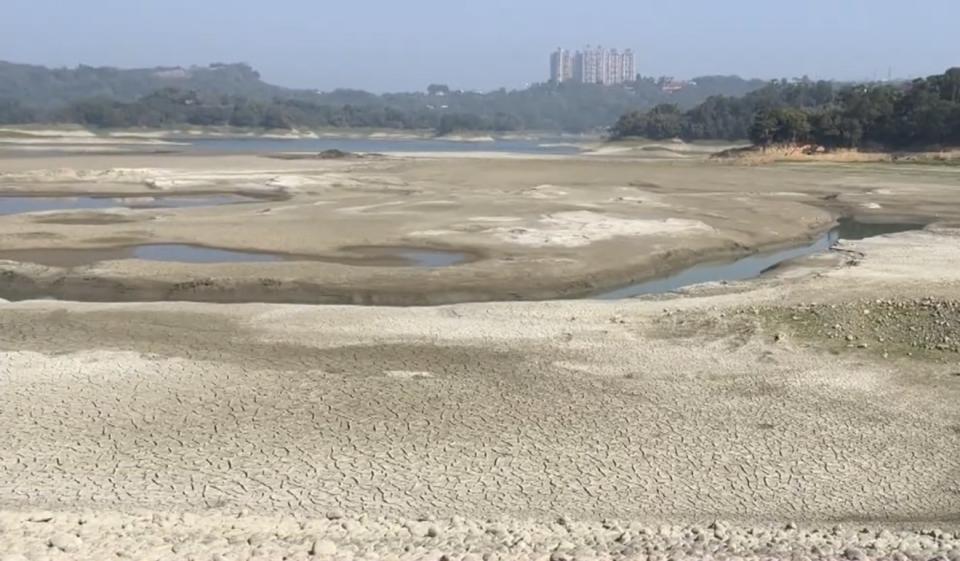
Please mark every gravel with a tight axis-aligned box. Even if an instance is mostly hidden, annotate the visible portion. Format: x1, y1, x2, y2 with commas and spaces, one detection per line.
2, 511, 959, 560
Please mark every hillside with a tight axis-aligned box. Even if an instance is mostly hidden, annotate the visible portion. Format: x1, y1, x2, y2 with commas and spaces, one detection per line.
0, 60, 771, 132
0, 61, 314, 108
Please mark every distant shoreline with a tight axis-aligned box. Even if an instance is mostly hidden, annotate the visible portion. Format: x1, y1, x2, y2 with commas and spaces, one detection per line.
0, 125, 599, 145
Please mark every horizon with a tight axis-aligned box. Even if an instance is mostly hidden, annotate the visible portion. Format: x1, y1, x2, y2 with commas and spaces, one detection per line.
0, 57, 943, 96
1, 0, 957, 93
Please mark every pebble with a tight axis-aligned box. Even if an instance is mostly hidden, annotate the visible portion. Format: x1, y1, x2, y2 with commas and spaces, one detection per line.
310, 539, 337, 556
407, 521, 434, 538
843, 547, 867, 560
48, 532, 82, 552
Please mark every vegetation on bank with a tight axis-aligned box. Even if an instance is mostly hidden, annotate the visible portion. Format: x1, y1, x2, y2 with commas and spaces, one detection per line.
5, 59, 955, 144
611, 68, 960, 150
0, 60, 771, 133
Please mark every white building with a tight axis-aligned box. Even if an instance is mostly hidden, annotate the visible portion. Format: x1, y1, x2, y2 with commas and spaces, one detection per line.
552, 46, 636, 85
549, 48, 574, 83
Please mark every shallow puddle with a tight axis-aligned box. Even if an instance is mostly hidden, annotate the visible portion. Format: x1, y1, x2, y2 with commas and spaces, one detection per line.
0, 244, 283, 267
0, 194, 262, 216
833, 217, 927, 240
131, 244, 282, 263
0, 243, 474, 268
394, 249, 470, 267
595, 219, 927, 299
337, 246, 474, 268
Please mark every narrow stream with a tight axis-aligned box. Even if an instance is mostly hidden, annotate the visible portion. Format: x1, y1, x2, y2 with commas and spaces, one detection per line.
595, 219, 926, 299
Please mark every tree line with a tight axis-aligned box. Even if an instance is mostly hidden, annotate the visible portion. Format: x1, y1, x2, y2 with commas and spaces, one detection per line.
611, 68, 960, 149
0, 60, 777, 133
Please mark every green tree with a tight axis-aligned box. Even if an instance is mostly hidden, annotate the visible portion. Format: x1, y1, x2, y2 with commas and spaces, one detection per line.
772, 108, 811, 144
749, 111, 778, 146
229, 100, 262, 127
642, 104, 684, 139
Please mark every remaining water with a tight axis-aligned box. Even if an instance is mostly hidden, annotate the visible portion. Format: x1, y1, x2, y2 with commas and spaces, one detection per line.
386, 249, 470, 268
131, 244, 282, 263
595, 219, 926, 299
832, 217, 926, 240
126, 244, 469, 266
0, 194, 257, 215
55, 243, 473, 267
185, 137, 583, 155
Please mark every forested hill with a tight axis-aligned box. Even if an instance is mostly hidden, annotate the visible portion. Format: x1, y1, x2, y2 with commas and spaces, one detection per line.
0, 60, 770, 132
0, 61, 310, 108
611, 68, 960, 149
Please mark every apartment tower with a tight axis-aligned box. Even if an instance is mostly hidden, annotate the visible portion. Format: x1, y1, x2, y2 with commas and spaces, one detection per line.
550, 46, 636, 85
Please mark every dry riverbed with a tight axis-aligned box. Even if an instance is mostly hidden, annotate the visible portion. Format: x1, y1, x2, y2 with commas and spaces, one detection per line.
0, 151, 959, 559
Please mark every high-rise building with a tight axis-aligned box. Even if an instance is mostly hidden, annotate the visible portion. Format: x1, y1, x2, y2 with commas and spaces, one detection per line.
549, 48, 574, 83
551, 46, 636, 85
608, 49, 636, 84
623, 49, 636, 82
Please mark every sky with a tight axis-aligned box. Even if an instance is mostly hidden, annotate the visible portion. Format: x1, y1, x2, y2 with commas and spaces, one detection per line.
1, 0, 957, 92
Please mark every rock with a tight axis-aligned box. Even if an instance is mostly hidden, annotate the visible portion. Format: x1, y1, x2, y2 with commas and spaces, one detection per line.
843, 547, 867, 560
48, 533, 82, 552
325, 509, 344, 520
408, 521, 434, 538
310, 539, 337, 556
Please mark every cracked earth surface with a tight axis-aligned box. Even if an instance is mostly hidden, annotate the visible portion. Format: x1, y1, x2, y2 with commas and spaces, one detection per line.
1, 235, 959, 560
0, 166, 958, 557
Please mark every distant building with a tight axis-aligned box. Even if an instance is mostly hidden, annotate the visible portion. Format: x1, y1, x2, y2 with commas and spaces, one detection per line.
657, 76, 693, 93
550, 48, 575, 83
550, 46, 635, 85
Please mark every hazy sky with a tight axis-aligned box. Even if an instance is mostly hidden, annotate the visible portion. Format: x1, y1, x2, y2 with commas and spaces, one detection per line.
1, 0, 956, 92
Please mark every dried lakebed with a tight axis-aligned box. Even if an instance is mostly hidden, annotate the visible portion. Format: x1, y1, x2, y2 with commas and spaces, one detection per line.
1, 228, 960, 558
